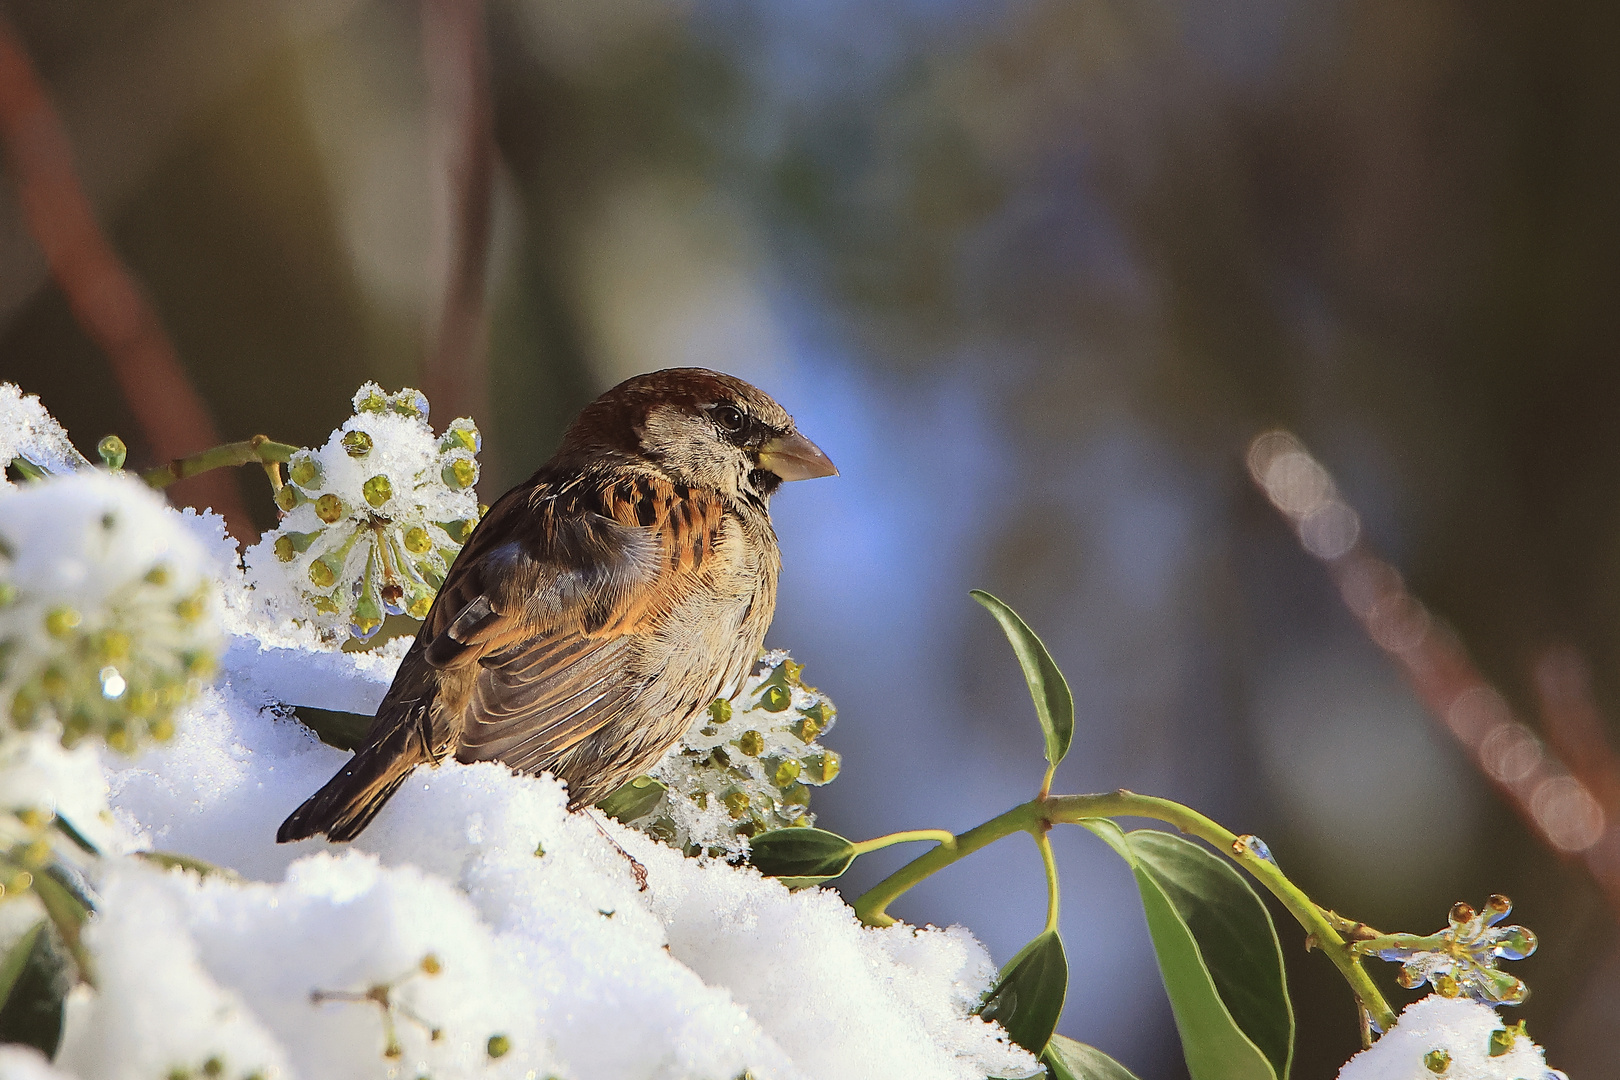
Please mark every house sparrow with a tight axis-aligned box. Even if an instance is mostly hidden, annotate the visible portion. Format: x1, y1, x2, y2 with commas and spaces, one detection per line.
277, 368, 836, 844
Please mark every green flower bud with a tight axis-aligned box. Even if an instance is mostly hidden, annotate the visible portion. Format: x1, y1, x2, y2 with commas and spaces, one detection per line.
440, 418, 481, 453
274, 535, 296, 562
801, 750, 841, 784
723, 789, 750, 819
708, 698, 732, 725
1423, 1049, 1450, 1073
342, 430, 373, 457
362, 474, 393, 508
44, 606, 81, 638
759, 684, 791, 712
289, 454, 322, 488
391, 389, 429, 420
97, 434, 127, 470
486, 1035, 511, 1059
315, 494, 344, 523
442, 457, 478, 489
356, 390, 388, 414
275, 484, 301, 512
403, 525, 432, 554
438, 518, 477, 544
736, 730, 764, 756
772, 757, 801, 787
308, 559, 337, 588
406, 588, 433, 620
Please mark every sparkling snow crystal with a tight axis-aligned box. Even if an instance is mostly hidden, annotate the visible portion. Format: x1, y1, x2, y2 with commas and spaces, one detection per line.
1337, 995, 1564, 1080
243, 384, 482, 642
0, 384, 92, 485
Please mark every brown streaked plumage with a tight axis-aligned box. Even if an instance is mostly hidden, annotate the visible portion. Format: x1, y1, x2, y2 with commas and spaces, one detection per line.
277, 368, 836, 844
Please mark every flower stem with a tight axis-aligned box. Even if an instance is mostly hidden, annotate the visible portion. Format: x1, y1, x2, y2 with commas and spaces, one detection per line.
851, 829, 958, 856
141, 435, 298, 491
1035, 826, 1060, 935
851, 789, 1396, 1031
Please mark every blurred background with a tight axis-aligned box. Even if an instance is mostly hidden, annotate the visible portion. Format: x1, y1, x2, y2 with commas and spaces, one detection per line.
3, 0, 1619, 1074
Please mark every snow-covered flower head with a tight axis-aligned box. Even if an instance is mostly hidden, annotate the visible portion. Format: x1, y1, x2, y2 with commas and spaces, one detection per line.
604, 652, 841, 858
243, 384, 483, 642
0, 383, 92, 485
1359, 895, 1538, 1006
0, 471, 220, 752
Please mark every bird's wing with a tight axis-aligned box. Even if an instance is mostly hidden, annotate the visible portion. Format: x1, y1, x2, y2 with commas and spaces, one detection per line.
417, 469, 727, 773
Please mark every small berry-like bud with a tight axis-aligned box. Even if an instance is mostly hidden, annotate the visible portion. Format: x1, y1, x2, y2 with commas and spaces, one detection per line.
759, 685, 791, 712
486, 1035, 511, 1059
362, 475, 393, 508
736, 730, 764, 756
315, 494, 344, 523
97, 434, 127, 469
420, 953, 442, 975
274, 535, 296, 561
1423, 1049, 1450, 1074
44, 607, 81, 638
275, 484, 301, 512
289, 454, 322, 487
442, 458, 478, 489
342, 430, 373, 457
403, 526, 432, 554
309, 559, 336, 588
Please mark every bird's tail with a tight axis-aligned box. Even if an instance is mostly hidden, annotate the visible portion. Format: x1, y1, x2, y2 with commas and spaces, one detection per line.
277, 712, 431, 843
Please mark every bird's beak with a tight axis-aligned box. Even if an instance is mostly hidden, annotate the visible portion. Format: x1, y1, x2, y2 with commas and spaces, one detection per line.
758, 431, 837, 481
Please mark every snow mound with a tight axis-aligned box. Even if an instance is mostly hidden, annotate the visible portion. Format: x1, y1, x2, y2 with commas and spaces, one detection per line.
0, 384, 91, 483
68, 634, 1041, 1080
1337, 995, 1562, 1080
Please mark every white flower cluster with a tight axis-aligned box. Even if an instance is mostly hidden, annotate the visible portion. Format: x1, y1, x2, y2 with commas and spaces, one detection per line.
604, 652, 841, 858
0, 472, 220, 753
243, 384, 482, 642
1337, 995, 1565, 1080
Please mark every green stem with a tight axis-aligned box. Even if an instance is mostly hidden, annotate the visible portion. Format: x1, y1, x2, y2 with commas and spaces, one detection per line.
140, 435, 298, 490
1035, 826, 1060, 935
851, 789, 1396, 1032
851, 829, 958, 856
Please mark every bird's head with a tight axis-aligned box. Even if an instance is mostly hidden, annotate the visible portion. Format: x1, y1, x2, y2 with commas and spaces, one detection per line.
560, 368, 836, 504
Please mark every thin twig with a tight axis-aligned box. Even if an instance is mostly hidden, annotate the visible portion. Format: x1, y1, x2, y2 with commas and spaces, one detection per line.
421, 0, 495, 480
0, 14, 254, 541
1247, 430, 1620, 919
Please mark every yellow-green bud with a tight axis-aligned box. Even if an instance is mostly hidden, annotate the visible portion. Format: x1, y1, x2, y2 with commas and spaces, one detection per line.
97, 434, 127, 470
144, 564, 170, 586
723, 790, 750, 819
773, 758, 801, 786
362, 474, 392, 508
308, 559, 336, 588
356, 391, 388, 413
403, 526, 432, 554
342, 430, 373, 457
406, 589, 433, 619
708, 698, 732, 724
442, 457, 478, 489
736, 730, 764, 756
289, 455, 322, 487
274, 535, 296, 561
315, 494, 344, 523
44, 607, 81, 638
1423, 1049, 1450, 1073
441, 420, 480, 453
486, 1035, 511, 1059
274, 484, 301, 512
760, 685, 791, 712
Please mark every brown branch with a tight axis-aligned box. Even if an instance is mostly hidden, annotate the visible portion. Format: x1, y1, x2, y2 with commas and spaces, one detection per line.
421, 0, 495, 484
0, 14, 254, 542
1247, 430, 1620, 919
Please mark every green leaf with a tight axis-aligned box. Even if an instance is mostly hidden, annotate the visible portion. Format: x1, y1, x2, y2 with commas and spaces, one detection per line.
978, 929, 1068, 1054
1044, 1034, 1142, 1080
136, 851, 241, 881
747, 827, 857, 888
0, 919, 71, 1057
294, 706, 373, 751
970, 591, 1074, 773
1080, 820, 1290, 1080
595, 776, 669, 823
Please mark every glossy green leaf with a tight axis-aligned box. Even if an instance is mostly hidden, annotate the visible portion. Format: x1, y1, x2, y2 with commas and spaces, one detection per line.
294, 706, 373, 751
1080, 820, 1288, 1080
978, 929, 1068, 1054
0, 919, 70, 1057
747, 827, 857, 888
136, 851, 241, 881
970, 591, 1074, 772
595, 776, 669, 823
1044, 1034, 1142, 1080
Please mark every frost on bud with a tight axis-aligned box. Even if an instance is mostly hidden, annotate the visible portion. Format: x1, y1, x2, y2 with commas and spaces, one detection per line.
601, 651, 843, 860
1336, 996, 1557, 1080
0, 472, 220, 751
244, 383, 482, 642
1357, 894, 1537, 1007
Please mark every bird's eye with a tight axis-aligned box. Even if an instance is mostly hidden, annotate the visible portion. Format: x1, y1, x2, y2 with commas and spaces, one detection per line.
711, 403, 745, 433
